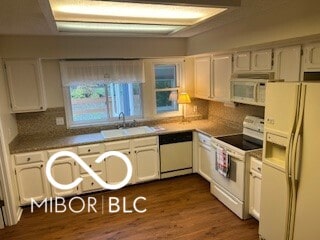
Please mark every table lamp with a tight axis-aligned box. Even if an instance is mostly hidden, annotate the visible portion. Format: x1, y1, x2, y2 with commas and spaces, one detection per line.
178, 92, 191, 122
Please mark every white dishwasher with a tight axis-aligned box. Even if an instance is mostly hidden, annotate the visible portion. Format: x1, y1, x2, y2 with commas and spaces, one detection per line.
159, 131, 193, 179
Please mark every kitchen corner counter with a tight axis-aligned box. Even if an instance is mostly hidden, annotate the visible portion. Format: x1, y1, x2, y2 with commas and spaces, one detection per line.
249, 150, 263, 160
9, 120, 242, 154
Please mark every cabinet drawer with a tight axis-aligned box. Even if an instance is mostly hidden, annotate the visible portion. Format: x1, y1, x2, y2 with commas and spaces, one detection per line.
47, 147, 77, 157
251, 157, 262, 174
80, 155, 105, 174
198, 133, 211, 146
132, 136, 157, 148
105, 140, 130, 151
78, 144, 103, 155
14, 152, 44, 165
81, 172, 104, 192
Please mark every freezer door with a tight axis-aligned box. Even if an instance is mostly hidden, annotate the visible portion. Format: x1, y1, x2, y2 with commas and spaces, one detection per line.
291, 83, 320, 240
259, 163, 288, 240
265, 82, 300, 135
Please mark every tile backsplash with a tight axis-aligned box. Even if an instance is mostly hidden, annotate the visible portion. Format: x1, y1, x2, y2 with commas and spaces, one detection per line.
16, 98, 208, 136
208, 101, 265, 129
15, 99, 262, 137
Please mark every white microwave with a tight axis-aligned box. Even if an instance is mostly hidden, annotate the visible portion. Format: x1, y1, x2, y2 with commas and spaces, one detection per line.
230, 79, 267, 106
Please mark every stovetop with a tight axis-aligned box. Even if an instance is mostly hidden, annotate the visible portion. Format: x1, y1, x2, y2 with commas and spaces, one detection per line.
216, 134, 263, 151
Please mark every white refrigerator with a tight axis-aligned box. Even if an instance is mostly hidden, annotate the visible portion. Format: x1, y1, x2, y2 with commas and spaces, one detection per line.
259, 82, 320, 240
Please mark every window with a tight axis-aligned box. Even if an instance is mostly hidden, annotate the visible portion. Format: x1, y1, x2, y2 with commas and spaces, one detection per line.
154, 64, 180, 114
67, 83, 142, 127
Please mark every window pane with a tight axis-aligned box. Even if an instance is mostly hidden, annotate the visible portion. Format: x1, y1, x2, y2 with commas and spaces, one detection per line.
155, 65, 177, 89
69, 83, 142, 125
107, 83, 142, 118
70, 84, 108, 123
156, 90, 178, 113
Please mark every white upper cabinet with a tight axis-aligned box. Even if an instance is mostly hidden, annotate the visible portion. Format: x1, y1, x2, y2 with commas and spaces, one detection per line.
212, 54, 232, 102
303, 42, 320, 71
274, 45, 301, 82
194, 56, 212, 100
4, 59, 47, 113
251, 49, 273, 71
233, 51, 251, 72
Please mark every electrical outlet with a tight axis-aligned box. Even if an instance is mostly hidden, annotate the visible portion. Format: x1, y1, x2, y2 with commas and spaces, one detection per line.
56, 117, 65, 126
193, 105, 198, 113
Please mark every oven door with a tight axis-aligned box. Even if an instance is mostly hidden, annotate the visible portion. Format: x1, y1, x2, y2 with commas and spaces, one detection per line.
231, 80, 257, 104
211, 145, 245, 201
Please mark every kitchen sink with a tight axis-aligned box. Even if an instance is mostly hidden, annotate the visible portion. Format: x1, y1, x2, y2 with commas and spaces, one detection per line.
101, 126, 155, 139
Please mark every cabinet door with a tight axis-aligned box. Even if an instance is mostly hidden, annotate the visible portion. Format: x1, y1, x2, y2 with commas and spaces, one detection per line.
5, 59, 46, 113
15, 163, 49, 205
105, 150, 135, 185
274, 45, 301, 82
251, 49, 273, 71
212, 54, 232, 102
249, 171, 262, 220
303, 42, 320, 70
50, 158, 80, 197
194, 56, 212, 99
134, 146, 159, 183
233, 52, 250, 72
198, 143, 214, 182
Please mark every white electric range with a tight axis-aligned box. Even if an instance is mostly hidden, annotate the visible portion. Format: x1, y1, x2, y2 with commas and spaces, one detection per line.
210, 116, 264, 219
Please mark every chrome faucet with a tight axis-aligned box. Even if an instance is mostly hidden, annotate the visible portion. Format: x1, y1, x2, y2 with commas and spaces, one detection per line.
118, 112, 126, 128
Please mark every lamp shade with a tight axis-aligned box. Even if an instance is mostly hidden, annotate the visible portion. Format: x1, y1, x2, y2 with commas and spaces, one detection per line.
177, 92, 191, 104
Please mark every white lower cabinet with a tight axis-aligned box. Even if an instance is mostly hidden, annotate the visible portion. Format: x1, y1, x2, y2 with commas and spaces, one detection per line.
105, 150, 134, 185
15, 162, 49, 205
134, 145, 160, 183
79, 154, 106, 193
50, 158, 80, 197
249, 157, 262, 220
197, 133, 214, 182
12, 136, 162, 205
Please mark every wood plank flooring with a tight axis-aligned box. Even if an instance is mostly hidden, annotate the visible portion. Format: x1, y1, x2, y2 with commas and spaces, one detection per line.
0, 174, 259, 240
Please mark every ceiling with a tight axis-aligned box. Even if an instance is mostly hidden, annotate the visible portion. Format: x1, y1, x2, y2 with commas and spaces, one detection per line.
0, 0, 291, 38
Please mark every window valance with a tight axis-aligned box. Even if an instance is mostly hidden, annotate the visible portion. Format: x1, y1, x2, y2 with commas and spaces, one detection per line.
60, 60, 144, 86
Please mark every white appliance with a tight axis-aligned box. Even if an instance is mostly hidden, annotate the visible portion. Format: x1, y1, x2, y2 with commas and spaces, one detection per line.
159, 132, 193, 179
259, 82, 320, 240
211, 116, 264, 219
230, 73, 275, 106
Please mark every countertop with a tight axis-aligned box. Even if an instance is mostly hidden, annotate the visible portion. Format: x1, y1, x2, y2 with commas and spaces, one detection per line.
249, 150, 263, 160
9, 120, 242, 154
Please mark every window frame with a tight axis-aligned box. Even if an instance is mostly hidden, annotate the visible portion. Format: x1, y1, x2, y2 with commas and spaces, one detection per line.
151, 60, 184, 118
63, 83, 143, 129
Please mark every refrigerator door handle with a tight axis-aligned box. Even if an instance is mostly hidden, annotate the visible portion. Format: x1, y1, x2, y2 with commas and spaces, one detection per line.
294, 134, 302, 181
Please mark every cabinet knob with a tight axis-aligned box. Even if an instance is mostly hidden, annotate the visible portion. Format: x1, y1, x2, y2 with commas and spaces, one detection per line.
40, 164, 43, 168
88, 149, 91, 152
257, 167, 261, 172
128, 151, 131, 154
89, 164, 92, 168
27, 157, 31, 161
91, 182, 94, 186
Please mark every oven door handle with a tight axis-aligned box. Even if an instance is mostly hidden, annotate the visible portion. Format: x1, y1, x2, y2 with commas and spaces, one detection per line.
226, 151, 244, 161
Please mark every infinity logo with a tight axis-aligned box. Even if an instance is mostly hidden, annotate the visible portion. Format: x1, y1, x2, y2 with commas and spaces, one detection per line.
46, 151, 133, 190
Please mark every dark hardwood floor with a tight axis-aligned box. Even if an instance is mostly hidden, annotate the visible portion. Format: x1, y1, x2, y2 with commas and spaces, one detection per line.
0, 174, 259, 240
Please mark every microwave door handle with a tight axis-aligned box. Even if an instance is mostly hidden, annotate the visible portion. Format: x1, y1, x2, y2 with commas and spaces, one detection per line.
253, 83, 259, 101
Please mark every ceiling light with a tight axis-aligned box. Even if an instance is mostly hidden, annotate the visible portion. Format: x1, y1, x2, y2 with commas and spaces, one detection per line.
56, 21, 185, 35
49, 0, 227, 26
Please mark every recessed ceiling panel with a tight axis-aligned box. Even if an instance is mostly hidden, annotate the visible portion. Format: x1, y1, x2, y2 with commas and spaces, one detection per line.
49, 0, 227, 35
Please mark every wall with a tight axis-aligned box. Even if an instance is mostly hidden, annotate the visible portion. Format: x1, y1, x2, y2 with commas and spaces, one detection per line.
0, 35, 187, 59
208, 101, 264, 129
0, 59, 19, 225
188, 0, 320, 55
